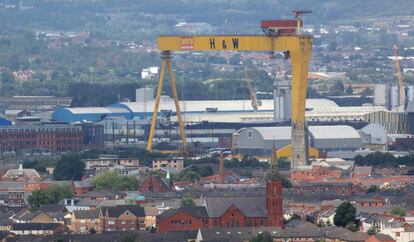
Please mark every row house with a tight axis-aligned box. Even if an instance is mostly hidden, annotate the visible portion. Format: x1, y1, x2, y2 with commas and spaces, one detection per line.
83, 155, 140, 170
70, 209, 101, 233
100, 205, 146, 232
361, 214, 413, 242
10, 223, 67, 236
69, 205, 147, 233
291, 164, 343, 182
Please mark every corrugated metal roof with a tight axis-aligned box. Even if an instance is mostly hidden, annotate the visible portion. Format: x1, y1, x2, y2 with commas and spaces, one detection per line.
115, 98, 338, 113
249, 125, 360, 141
64, 107, 128, 114
253, 126, 291, 140
309, 125, 360, 139
307, 106, 386, 117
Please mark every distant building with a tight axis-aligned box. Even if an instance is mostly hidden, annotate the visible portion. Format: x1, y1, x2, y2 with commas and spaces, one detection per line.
0, 123, 104, 153
141, 68, 159, 80
83, 155, 140, 170
174, 22, 214, 34
0, 117, 11, 126
80, 123, 104, 149
291, 164, 343, 182
52, 107, 131, 123
156, 179, 283, 234
2, 164, 42, 182
233, 125, 362, 156
70, 209, 101, 233
139, 176, 174, 193
0, 96, 72, 112
308, 72, 346, 80
152, 158, 184, 173
10, 223, 67, 236
99, 205, 146, 232
73, 179, 94, 196
0, 124, 82, 153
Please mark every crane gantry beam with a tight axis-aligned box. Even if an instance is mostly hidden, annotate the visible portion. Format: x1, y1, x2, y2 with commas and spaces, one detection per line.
244, 68, 259, 111
148, 34, 312, 168
393, 44, 405, 110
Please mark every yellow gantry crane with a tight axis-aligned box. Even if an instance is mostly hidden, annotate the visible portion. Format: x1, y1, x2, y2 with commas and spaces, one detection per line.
393, 44, 405, 110
147, 16, 312, 168
243, 68, 260, 111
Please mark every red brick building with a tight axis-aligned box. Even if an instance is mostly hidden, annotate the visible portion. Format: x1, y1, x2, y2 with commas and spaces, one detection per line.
291, 165, 343, 182
353, 197, 385, 208
73, 179, 94, 196
139, 176, 173, 193
0, 124, 83, 152
293, 182, 354, 196
156, 179, 283, 234
100, 205, 146, 232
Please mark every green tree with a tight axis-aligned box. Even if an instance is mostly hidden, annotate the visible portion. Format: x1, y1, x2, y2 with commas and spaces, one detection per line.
391, 207, 406, 217
250, 231, 272, 242
334, 202, 357, 228
181, 193, 196, 207
277, 158, 291, 169
121, 233, 137, 242
181, 171, 201, 182
367, 185, 379, 193
329, 80, 345, 96
93, 171, 138, 191
367, 226, 376, 235
53, 154, 85, 181
28, 185, 74, 208
346, 223, 359, 232
1, 72, 14, 83
28, 189, 50, 208
346, 86, 354, 94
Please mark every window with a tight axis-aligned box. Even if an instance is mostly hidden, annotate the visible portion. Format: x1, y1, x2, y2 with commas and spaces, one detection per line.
108, 220, 115, 225
247, 130, 253, 139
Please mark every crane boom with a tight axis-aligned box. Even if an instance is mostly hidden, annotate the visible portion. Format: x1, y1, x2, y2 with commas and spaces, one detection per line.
243, 68, 259, 111
393, 44, 405, 109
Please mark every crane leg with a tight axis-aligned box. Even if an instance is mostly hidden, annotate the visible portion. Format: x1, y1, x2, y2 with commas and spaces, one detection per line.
146, 54, 167, 152
166, 54, 188, 154
290, 37, 312, 169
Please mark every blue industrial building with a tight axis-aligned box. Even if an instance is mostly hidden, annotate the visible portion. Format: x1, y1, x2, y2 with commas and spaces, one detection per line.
0, 117, 12, 126
51, 98, 339, 124
52, 107, 132, 123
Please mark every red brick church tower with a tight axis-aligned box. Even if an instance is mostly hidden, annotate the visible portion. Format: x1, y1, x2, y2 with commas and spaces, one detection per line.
266, 179, 283, 227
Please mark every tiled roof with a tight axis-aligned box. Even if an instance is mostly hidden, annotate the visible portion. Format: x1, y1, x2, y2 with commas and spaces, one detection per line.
73, 209, 100, 219
80, 190, 125, 198
11, 223, 61, 230
74, 179, 93, 188
101, 205, 145, 218
157, 206, 208, 221
371, 233, 395, 241
205, 196, 266, 218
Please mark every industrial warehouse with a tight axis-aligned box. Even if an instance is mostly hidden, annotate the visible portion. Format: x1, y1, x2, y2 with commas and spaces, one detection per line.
44, 87, 414, 160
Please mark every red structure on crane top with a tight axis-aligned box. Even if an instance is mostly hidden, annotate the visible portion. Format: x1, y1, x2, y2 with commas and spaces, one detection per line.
261, 19, 301, 35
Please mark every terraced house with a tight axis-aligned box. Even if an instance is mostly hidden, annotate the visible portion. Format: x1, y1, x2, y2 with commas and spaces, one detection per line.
100, 205, 146, 232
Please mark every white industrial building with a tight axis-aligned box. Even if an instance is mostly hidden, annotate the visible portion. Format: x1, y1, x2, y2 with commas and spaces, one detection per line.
358, 123, 387, 149
232, 125, 362, 156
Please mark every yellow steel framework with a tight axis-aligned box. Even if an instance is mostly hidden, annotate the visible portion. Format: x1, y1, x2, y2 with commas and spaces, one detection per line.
393, 44, 405, 110
244, 68, 260, 111
148, 35, 312, 167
